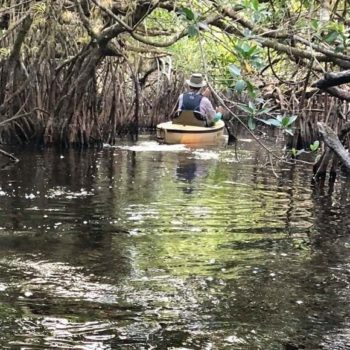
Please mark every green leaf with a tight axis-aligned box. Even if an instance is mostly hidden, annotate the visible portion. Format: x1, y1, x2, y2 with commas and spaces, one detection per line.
246, 45, 258, 57
311, 19, 319, 30
248, 117, 256, 130
251, 0, 259, 11
279, 115, 297, 127
248, 100, 255, 111
281, 116, 291, 127
228, 63, 241, 77
246, 80, 257, 97
284, 128, 294, 136
292, 148, 306, 157
188, 24, 199, 37
256, 118, 278, 126
276, 115, 284, 123
237, 103, 254, 114
233, 4, 245, 10
324, 31, 338, 43
310, 140, 320, 152
241, 42, 251, 53
286, 115, 298, 126
180, 7, 195, 20
234, 44, 246, 58
266, 118, 282, 127
235, 79, 247, 93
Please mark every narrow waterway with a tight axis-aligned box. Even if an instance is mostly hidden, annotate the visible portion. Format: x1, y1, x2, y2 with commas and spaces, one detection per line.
0, 136, 350, 349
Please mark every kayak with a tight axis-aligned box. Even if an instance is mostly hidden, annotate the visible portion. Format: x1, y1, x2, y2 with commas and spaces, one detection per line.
156, 111, 226, 145
156, 120, 226, 145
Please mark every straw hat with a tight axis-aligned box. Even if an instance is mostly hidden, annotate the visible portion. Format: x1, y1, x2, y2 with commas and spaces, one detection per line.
186, 73, 207, 88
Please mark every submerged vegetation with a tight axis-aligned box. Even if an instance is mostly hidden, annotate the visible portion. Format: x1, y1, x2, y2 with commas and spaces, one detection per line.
1, 0, 350, 175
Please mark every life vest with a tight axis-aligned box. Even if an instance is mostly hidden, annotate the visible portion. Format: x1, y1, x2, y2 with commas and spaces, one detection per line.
180, 92, 205, 120
181, 92, 203, 112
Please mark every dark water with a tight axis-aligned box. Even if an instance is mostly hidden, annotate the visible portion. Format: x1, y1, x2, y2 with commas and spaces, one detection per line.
0, 136, 350, 349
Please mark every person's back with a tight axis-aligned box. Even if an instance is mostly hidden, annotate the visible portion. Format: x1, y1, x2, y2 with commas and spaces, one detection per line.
176, 73, 223, 126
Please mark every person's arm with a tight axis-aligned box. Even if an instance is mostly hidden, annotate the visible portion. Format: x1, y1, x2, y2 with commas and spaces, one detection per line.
200, 97, 217, 123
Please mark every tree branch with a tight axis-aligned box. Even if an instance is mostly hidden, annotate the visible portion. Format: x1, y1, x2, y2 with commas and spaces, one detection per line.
313, 70, 350, 89
318, 122, 350, 170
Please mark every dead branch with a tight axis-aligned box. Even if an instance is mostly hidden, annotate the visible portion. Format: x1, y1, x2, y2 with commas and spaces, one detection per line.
317, 122, 350, 170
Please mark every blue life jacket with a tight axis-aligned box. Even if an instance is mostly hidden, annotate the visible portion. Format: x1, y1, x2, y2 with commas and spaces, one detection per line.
181, 92, 203, 113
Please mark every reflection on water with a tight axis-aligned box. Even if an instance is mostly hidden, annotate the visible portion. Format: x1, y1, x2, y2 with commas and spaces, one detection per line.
0, 139, 349, 349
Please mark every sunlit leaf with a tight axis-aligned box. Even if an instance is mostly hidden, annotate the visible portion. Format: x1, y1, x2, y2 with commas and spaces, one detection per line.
251, 0, 259, 11
310, 140, 320, 152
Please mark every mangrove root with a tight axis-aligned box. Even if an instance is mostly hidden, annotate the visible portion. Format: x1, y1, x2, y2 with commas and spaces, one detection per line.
0, 148, 19, 163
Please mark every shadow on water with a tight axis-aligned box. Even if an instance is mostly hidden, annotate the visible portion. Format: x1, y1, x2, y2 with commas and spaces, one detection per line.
0, 139, 350, 349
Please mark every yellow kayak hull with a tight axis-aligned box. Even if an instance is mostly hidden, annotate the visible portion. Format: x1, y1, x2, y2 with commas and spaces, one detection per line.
156, 120, 226, 145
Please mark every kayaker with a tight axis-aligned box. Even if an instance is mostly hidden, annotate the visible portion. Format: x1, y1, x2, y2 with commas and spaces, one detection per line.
177, 73, 224, 126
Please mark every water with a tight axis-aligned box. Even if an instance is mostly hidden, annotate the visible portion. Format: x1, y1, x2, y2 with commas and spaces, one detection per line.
0, 137, 349, 349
